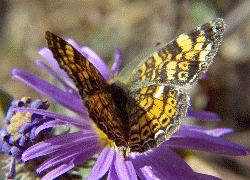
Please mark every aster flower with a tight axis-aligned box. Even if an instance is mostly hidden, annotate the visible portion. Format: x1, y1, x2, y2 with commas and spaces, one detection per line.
11, 37, 249, 180
0, 97, 52, 178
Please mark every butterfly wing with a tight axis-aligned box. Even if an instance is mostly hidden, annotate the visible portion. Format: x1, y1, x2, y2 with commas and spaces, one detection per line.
125, 18, 224, 153
85, 90, 127, 147
127, 18, 224, 86
127, 85, 189, 152
45, 31, 108, 98
46, 32, 127, 146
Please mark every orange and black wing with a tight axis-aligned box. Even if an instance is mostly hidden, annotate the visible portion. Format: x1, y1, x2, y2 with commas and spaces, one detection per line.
85, 91, 127, 147
127, 85, 189, 153
46, 32, 127, 148
128, 18, 224, 86
45, 31, 107, 98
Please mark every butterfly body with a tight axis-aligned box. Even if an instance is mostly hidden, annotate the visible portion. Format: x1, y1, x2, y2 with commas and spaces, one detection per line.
84, 82, 130, 147
45, 18, 224, 155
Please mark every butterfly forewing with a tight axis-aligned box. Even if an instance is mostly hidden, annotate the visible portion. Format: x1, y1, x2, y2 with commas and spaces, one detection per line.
45, 31, 107, 98
128, 18, 224, 86
85, 91, 127, 147
45, 31, 127, 147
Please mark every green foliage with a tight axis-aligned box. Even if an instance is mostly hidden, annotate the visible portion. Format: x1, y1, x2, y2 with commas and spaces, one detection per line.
191, 2, 217, 25
0, 86, 13, 115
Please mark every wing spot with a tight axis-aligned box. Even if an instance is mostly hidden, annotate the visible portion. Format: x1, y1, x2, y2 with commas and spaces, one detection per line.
178, 61, 189, 71
194, 42, 204, 51
159, 117, 170, 127
56, 42, 61, 48
176, 53, 182, 61
167, 97, 177, 106
139, 116, 148, 128
199, 51, 209, 61
153, 86, 164, 99
153, 52, 163, 67
154, 99, 163, 109
130, 134, 141, 143
176, 34, 193, 52
63, 57, 69, 63
149, 105, 161, 118
82, 71, 89, 79
166, 70, 176, 80
168, 90, 176, 97
150, 120, 160, 132
144, 97, 153, 109
165, 104, 176, 118
58, 49, 65, 55
141, 126, 151, 140
139, 64, 147, 76
178, 71, 188, 81
140, 87, 148, 95
196, 34, 206, 43
166, 61, 177, 69
185, 51, 197, 60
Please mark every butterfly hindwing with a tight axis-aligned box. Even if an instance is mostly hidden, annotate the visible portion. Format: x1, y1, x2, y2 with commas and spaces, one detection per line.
127, 85, 189, 152
128, 18, 224, 86
45, 31, 107, 98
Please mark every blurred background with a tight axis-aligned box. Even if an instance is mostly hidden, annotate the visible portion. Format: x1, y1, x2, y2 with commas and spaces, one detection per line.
0, 0, 249, 179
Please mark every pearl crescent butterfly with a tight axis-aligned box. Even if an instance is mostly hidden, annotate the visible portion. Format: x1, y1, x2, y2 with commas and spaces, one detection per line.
45, 18, 224, 156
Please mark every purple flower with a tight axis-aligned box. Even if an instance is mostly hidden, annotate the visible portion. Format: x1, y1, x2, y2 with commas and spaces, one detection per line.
0, 97, 52, 178
12, 38, 249, 180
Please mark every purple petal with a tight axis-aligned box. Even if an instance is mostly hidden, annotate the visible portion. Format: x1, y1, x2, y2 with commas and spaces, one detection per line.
195, 173, 221, 180
187, 108, 220, 121
66, 38, 82, 52
138, 166, 160, 180
149, 145, 197, 179
35, 120, 68, 136
18, 123, 33, 134
124, 160, 138, 179
130, 153, 168, 179
167, 128, 250, 156
114, 152, 137, 180
88, 148, 114, 180
131, 145, 212, 179
81, 46, 110, 80
151, 144, 194, 172
205, 128, 234, 137
22, 131, 97, 161
181, 125, 234, 137
14, 108, 90, 129
12, 69, 87, 116
37, 142, 99, 173
41, 161, 75, 180
111, 47, 122, 76
107, 163, 119, 180
38, 48, 71, 80
35, 60, 75, 92
7, 157, 16, 179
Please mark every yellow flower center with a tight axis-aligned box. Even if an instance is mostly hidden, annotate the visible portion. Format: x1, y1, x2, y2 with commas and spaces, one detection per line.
91, 123, 115, 148
7, 112, 32, 139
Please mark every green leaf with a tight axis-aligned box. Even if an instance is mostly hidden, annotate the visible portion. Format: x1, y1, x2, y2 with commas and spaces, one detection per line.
0, 86, 13, 115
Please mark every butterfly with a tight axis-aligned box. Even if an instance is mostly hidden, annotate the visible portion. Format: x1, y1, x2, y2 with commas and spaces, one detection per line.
45, 18, 224, 156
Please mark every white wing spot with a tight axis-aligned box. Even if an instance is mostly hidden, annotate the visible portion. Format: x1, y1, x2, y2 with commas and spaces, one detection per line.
154, 86, 164, 99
